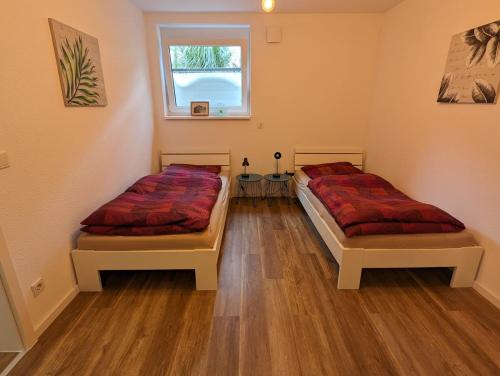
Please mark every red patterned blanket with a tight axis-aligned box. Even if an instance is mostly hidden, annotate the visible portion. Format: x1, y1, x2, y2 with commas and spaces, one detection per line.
81, 167, 222, 236
307, 174, 465, 237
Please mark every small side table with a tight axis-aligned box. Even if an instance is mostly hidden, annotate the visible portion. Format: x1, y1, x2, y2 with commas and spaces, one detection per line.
237, 174, 263, 207
264, 174, 292, 206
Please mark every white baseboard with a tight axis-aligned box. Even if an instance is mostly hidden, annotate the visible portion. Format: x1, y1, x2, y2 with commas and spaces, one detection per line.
34, 285, 79, 337
0, 351, 25, 376
473, 281, 500, 309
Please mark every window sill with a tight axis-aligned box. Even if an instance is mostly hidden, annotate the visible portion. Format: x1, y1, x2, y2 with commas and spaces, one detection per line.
164, 115, 251, 120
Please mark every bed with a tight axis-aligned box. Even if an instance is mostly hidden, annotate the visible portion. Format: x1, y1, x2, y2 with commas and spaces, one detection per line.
293, 148, 483, 289
72, 150, 231, 291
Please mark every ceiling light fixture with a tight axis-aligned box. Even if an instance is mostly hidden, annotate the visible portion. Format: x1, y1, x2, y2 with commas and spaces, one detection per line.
262, 0, 275, 13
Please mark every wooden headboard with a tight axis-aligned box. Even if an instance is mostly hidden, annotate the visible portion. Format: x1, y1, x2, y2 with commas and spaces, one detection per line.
294, 148, 364, 170
160, 149, 231, 171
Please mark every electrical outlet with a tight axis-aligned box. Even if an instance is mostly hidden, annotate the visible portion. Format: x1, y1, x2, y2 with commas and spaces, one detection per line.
31, 278, 45, 298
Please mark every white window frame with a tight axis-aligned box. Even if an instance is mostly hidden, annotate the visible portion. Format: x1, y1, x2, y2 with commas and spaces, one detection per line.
158, 25, 251, 119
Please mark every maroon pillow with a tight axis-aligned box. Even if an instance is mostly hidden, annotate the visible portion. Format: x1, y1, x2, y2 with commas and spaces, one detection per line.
163, 164, 221, 176
301, 162, 363, 179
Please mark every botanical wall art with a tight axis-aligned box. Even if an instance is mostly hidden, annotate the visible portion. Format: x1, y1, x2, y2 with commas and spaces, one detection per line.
49, 19, 107, 107
438, 20, 500, 104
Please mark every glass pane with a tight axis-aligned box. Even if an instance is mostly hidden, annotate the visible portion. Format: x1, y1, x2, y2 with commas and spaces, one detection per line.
169, 46, 242, 108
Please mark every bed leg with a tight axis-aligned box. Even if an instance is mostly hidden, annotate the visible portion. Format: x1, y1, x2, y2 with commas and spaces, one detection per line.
450, 247, 483, 288
75, 267, 102, 291
450, 266, 474, 288
337, 251, 363, 290
72, 252, 103, 292
195, 263, 218, 290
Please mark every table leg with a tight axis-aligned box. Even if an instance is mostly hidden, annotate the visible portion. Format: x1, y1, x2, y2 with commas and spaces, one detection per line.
252, 182, 257, 208
266, 181, 272, 207
272, 181, 278, 207
238, 183, 247, 204
284, 181, 291, 205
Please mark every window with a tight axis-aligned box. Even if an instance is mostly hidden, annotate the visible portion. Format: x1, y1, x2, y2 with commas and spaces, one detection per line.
159, 25, 251, 118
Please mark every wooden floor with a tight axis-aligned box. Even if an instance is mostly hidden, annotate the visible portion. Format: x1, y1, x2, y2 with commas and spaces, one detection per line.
12, 199, 500, 375
0, 353, 17, 374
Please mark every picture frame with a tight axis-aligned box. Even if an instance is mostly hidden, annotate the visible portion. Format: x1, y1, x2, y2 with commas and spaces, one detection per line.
48, 18, 107, 107
437, 20, 500, 104
191, 101, 210, 116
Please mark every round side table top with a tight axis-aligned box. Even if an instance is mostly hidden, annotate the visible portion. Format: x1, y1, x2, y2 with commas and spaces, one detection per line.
264, 174, 292, 182
237, 173, 263, 182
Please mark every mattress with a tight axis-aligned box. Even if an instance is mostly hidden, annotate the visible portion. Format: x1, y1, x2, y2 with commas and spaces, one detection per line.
294, 169, 477, 250
77, 171, 230, 251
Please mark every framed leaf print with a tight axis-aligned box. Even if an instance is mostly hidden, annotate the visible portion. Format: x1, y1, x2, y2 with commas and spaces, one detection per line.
49, 19, 108, 107
438, 20, 500, 104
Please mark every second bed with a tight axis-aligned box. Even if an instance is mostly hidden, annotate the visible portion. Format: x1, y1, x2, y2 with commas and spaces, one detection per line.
293, 148, 483, 289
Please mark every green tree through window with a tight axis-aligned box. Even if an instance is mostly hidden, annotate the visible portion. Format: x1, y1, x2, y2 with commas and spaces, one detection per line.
171, 46, 234, 69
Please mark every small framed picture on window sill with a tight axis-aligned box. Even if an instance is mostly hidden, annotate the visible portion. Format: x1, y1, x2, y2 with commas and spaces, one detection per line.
191, 101, 209, 116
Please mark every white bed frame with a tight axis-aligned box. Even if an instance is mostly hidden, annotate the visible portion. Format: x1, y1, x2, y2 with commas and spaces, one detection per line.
72, 149, 231, 292
294, 148, 484, 290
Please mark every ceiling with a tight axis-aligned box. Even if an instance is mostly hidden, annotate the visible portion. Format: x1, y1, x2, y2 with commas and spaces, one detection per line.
130, 0, 404, 13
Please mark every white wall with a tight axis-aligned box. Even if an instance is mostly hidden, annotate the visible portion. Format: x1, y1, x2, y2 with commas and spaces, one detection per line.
367, 0, 500, 304
145, 13, 383, 177
0, 0, 154, 330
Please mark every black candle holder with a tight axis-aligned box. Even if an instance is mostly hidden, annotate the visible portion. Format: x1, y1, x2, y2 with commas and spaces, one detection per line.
242, 157, 250, 178
273, 152, 282, 178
